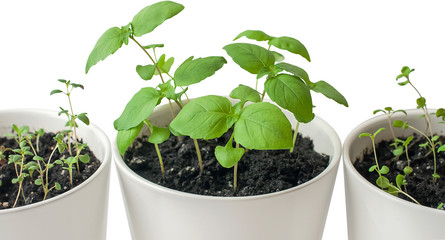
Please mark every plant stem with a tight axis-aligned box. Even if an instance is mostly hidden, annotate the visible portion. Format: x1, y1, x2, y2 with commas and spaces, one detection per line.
130, 35, 178, 118
154, 143, 165, 178
407, 124, 438, 181
145, 120, 166, 178
290, 122, 300, 153
46, 145, 58, 187
193, 139, 203, 173
234, 163, 238, 192
234, 142, 240, 192
399, 189, 421, 205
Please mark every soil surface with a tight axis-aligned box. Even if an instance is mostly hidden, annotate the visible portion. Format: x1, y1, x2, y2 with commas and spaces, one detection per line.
0, 132, 101, 210
354, 134, 445, 210
124, 131, 330, 197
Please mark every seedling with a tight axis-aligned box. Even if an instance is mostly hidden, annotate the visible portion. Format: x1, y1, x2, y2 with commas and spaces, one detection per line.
86, 2, 348, 191
359, 128, 420, 205
170, 86, 292, 190
86, 1, 227, 176
373, 107, 407, 153
1, 79, 91, 208
223, 30, 348, 152
51, 79, 90, 172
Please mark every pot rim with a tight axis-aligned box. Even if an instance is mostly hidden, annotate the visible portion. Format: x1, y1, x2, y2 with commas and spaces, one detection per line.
0, 108, 112, 213
113, 103, 342, 201
343, 108, 445, 214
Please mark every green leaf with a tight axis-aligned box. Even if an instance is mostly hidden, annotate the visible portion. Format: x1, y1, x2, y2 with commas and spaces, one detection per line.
396, 174, 405, 189
269, 36, 310, 62
143, 44, 165, 49
392, 146, 404, 156
156, 54, 174, 75
79, 154, 90, 164
234, 102, 292, 150
136, 64, 157, 80
35, 179, 42, 186
50, 89, 63, 95
359, 133, 372, 138
132, 1, 184, 37
77, 113, 90, 126
149, 125, 170, 144
55, 182, 61, 190
233, 30, 273, 42
114, 87, 161, 130
157, 80, 176, 100
265, 74, 314, 123
438, 144, 445, 153
416, 97, 426, 108
275, 62, 310, 84
271, 51, 285, 62
174, 56, 227, 86
403, 166, 413, 175
215, 141, 245, 168
373, 128, 386, 137
311, 81, 349, 107
436, 108, 445, 120
256, 65, 283, 79
223, 43, 275, 74
229, 84, 261, 103
376, 176, 390, 188
86, 27, 124, 73
169, 95, 235, 139
379, 165, 390, 175
396, 66, 415, 80
117, 123, 143, 155
393, 120, 405, 128
368, 165, 377, 172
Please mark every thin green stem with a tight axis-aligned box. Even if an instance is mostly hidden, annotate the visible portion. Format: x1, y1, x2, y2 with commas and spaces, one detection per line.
130, 35, 179, 121
407, 125, 437, 180
234, 142, 240, 192
193, 139, 203, 173
154, 143, 165, 178
144, 120, 165, 178
290, 121, 301, 153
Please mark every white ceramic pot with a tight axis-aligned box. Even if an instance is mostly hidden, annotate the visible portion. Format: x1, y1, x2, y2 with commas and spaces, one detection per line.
343, 109, 445, 240
0, 109, 112, 240
114, 100, 342, 240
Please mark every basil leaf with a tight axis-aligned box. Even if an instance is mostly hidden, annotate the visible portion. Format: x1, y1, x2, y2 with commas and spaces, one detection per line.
132, 1, 184, 37
265, 74, 314, 123
169, 95, 235, 139
223, 43, 275, 74
269, 36, 311, 62
117, 123, 143, 155
234, 102, 292, 149
114, 87, 161, 130
85, 27, 124, 73
174, 56, 227, 86
311, 80, 349, 107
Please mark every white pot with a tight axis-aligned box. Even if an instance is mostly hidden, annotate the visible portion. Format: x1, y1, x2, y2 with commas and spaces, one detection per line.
343, 109, 445, 240
0, 109, 112, 240
114, 100, 342, 240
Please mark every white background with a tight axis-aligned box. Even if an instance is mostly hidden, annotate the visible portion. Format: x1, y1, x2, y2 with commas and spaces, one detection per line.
1, 0, 444, 239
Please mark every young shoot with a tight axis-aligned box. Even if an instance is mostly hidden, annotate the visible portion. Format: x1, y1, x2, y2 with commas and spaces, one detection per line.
51, 79, 90, 171
359, 128, 420, 205
396, 66, 434, 138
393, 120, 440, 181
373, 107, 407, 151
223, 30, 348, 153
86, 1, 226, 175
170, 85, 293, 191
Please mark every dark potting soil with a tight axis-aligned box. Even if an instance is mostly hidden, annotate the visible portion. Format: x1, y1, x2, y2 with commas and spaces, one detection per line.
354, 135, 445, 210
0, 132, 101, 210
124, 131, 330, 197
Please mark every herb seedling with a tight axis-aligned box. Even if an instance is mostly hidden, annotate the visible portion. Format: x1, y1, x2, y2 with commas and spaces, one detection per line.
86, 1, 227, 177
223, 30, 348, 152
51, 79, 90, 172
359, 128, 420, 204
373, 107, 407, 155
